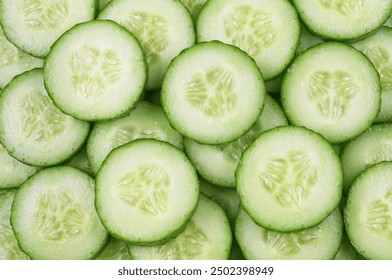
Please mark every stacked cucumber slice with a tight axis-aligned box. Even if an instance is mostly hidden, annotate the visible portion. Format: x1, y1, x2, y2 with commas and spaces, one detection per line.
0, 0, 391, 260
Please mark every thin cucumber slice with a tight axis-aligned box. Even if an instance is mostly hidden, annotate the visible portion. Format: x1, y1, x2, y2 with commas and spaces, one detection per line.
0, 190, 30, 259
98, 0, 195, 90
0, 25, 43, 89
292, 0, 392, 41
87, 101, 183, 175
281, 42, 381, 144
180, 0, 207, 21
44, 20, 147, 121
66, 147, 94, 177
98, 0, 111, 11
333, 231, 360, 260
344, 162, 392, 260
95, 237, 132, 260
129, 194, 232, 260
162, 41, 265, 145
352, 27, 392, 122
0, 0, 96, 57
95, 139, 199, 244
197, 0, 300, 81
0, 143, 40, 189
235, 207, 343, 260
0, 69, 90, 167
341, 123, 392, 193
184, 95, 287, 187
11, 166, 108, 260
385, 15, 392, 27
237, 126, 343, 232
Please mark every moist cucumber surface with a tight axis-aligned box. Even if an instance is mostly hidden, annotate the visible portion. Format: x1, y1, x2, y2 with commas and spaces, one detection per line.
0, 0, 97, 57
161, 41, 265, 145
292, 0, 392, 41
95, 139, 199, 244
129, 194, 232, 260
0, 69, 90, 167
98, 0, 195, 90
197, 0, 300, 81
345, 162, 392, 260
235, 207, 343, 260
87, 101, 183, 175
44, 20, 147, 121
237, 126, 343, 232
11, 166, 109, 260
281, 42, 381, 144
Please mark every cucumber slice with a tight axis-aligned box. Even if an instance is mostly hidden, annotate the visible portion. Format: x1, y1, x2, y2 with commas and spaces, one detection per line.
44, 20, 147, 121
345, 162, 392, 260
0, 143, 40, 189
180, 0, 207, 21
66, 147, 94, 177
162, 41, 265, 145
237, 126, 343, 232
98, 0, 111, 11
98, 0, 195, 90
0, 25, 43, 89
341, 123, 392, 193
333, 231, 360, 260
95, 237, 132, 260
235, 207, 343, 260
11, 166, 108, 260
0, 0, 96, 57
352, 27, 392, 122
292, 0, 392, 41
385, 15, 392, 27
197, 0, 300, 81
0, 69, 90, 167
129, 194, 232, 260
87, 101, 183, 175
0, 190, 30, 259
184, 94, 287, 187
95, 139, 199, 244
281, 42, 381, 144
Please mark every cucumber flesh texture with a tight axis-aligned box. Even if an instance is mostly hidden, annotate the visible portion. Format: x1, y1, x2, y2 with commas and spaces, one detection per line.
95, 237, 132, 260
95, 139, 199, 244
0, 69, 90, 167
345, 162, 392, 260
162, 41, 265, 145
66, 147, 94, 177
87, 101, 183, 174
0, 0, 96, 57
180, 0, 208, 22
44, 20, 147, 121
292, 0, 392, 41
237, 126, 343, 232
197, 0, 300, 81
11, 166, 108, 260
0, 26, 43, 89
235, 207, 343, 260
352, 27, 392, 123
184, 95, 287, 187
281, 42, 381, 144
0, 190, 30, 259
341, 123, 392, 193
129, 194, 232, 260
98, 0, 195, 90
0, 143, 40, 189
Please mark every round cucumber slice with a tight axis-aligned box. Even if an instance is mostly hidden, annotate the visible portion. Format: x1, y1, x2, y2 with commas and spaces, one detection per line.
0, 0, 96, 57
95, 139, 199, 244
87, 101, 183, 175
197, 0, 300, 81
345, 162, 392, 260
129, 194, 232, 260
98, 0, 195, 90
44, 20, 147, 121
281, 42, 381, 144
237, 126, 343, 232
162, 41, 265, 145
11, 166, 109, 260
0, 69, 90, 167
95, 237, 132, 260
235, 207, 343, 260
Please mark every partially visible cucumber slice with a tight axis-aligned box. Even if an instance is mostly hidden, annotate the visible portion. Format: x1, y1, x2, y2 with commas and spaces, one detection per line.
235, 207, 343, 260
180, 0, 207, 21
0, 69, 90, 166
66, 147, 94, 177
11, 166, 109, 260
95, 237, 132, 260
129, 194, 232, 260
